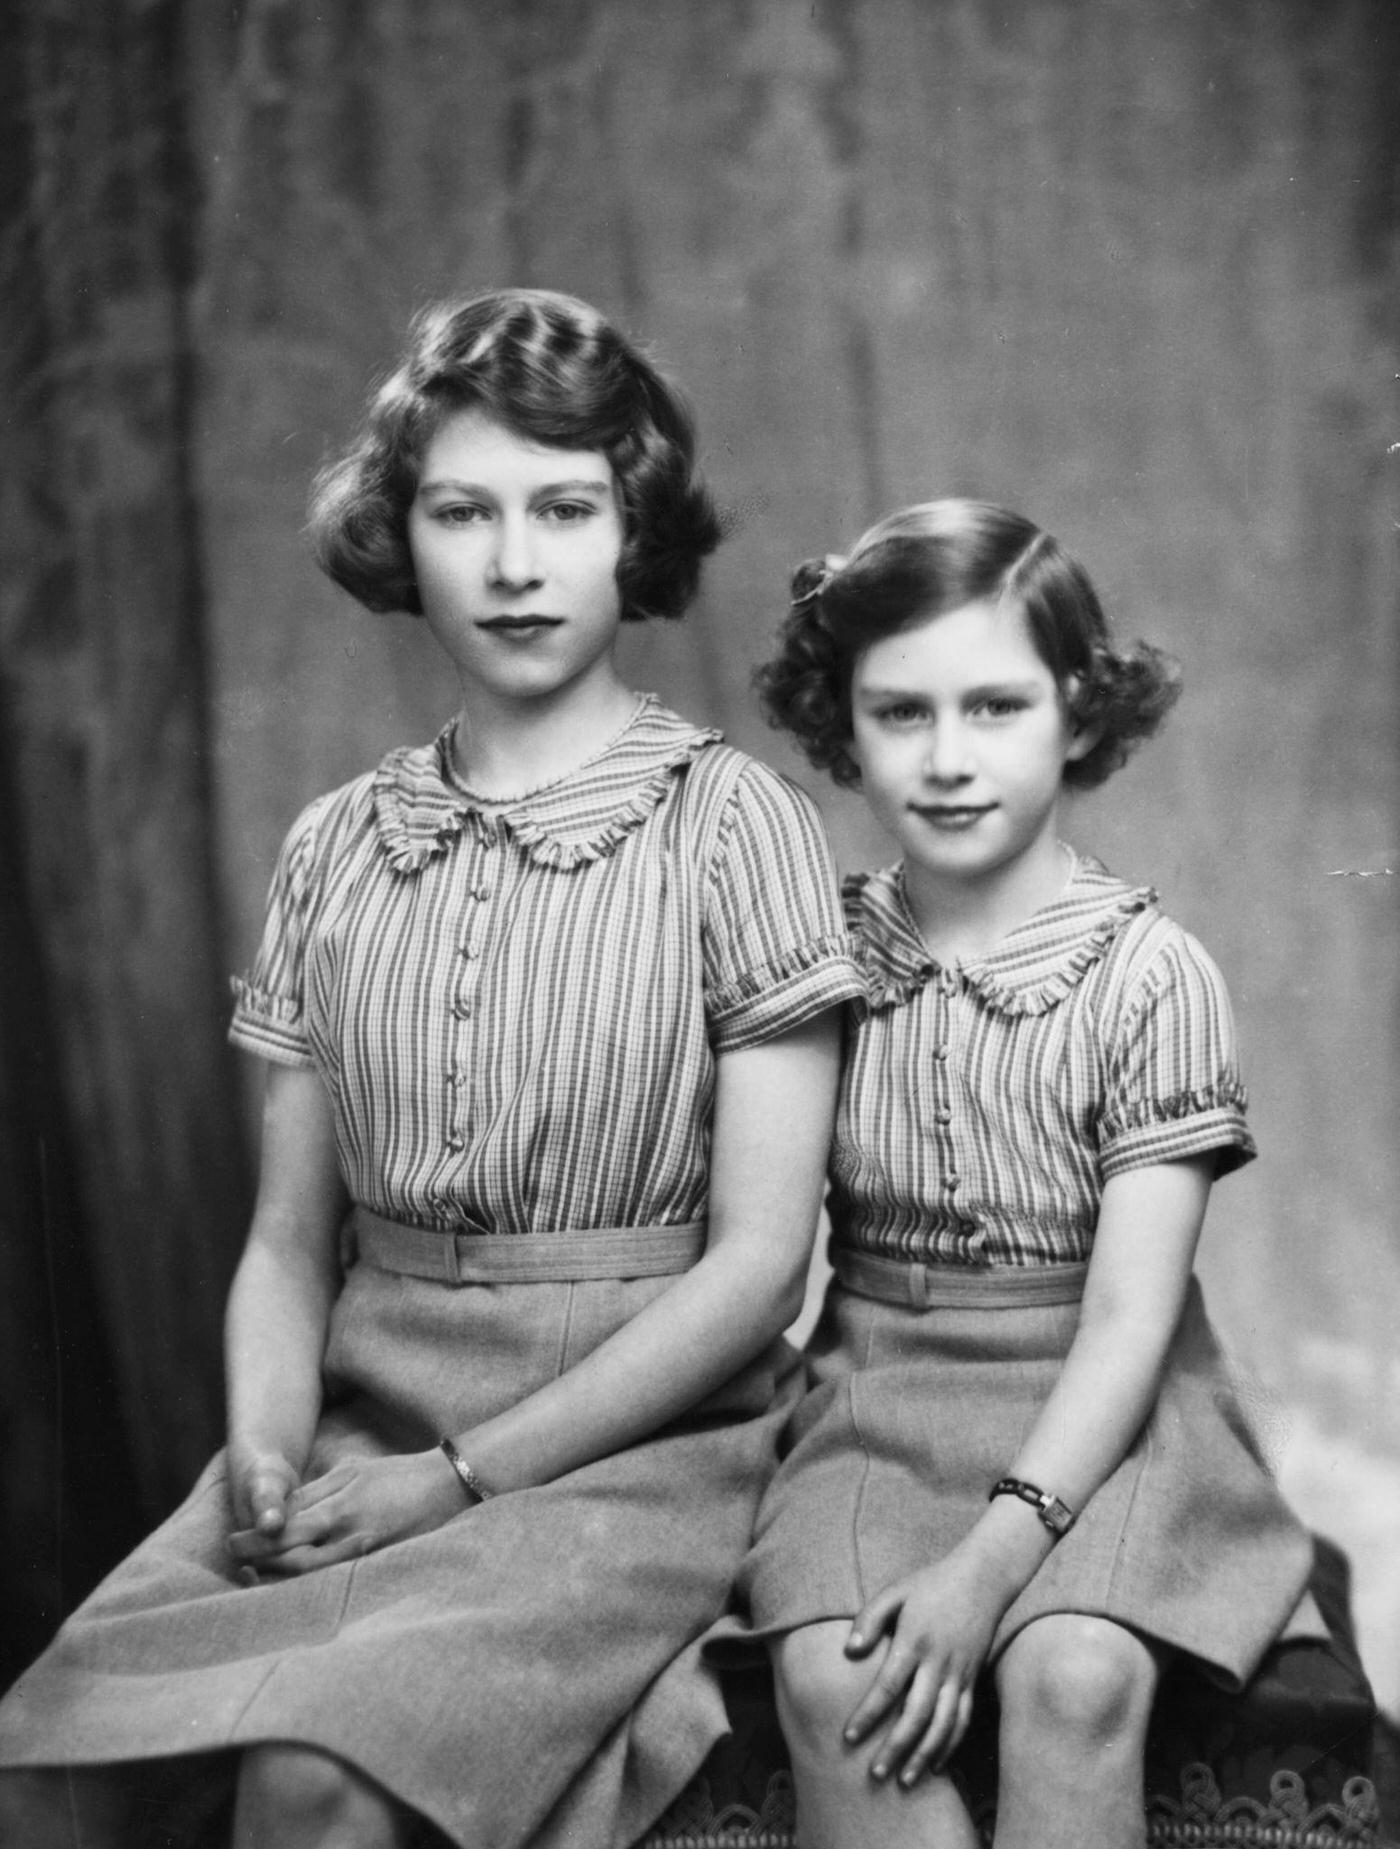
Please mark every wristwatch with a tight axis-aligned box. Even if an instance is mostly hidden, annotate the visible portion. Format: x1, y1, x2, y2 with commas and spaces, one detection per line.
989, 1475, 1077, 1538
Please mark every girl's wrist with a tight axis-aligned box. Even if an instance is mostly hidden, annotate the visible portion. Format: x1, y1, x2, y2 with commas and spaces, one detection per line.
961, 1498, 1056, 1597
227, 1431, 298, 1475
437, 1436, 495, 1507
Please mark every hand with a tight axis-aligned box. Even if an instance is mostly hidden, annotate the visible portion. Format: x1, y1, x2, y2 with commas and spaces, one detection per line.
228, 1445, 301, 1539
227, 1449, 467, 1576
842, 1548, 1006, 1786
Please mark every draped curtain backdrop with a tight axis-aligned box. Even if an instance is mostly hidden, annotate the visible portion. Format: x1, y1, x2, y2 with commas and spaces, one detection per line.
2, 0, 1397, 1709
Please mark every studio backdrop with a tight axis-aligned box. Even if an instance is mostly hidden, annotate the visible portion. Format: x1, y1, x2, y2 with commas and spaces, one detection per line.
1, 0, 1396, 1707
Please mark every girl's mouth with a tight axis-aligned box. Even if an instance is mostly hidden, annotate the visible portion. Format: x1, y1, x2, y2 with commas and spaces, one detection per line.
910, 803, 996, 830
476, 615, 564, 638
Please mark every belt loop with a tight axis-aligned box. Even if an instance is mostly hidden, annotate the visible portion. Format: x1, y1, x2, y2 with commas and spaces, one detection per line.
443, 1232, 463, 1286
910, 1263, 930, 1311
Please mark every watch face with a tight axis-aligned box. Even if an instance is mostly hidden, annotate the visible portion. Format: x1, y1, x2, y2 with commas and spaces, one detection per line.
1042, 1495, 1075, 1535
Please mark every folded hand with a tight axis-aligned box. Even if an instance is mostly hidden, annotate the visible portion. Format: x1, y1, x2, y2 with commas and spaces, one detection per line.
228, 1450, 468, 1576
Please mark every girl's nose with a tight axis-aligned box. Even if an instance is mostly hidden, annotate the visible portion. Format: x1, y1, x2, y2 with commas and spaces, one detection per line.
922, 721, 975, 783
487, 516, 544, 590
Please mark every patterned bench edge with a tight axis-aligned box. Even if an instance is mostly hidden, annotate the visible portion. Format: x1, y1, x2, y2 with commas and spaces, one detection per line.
638, 1764, 1387, 1848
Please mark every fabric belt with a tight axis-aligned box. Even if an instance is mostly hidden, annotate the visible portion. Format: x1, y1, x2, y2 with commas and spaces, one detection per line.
352, 1205, 707, 1286
831, 1246, 1088, 1311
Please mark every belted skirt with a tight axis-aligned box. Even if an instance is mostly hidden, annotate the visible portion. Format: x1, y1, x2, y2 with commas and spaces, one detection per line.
0, 1209, 803, 1849
742, 1251, 1318, 1690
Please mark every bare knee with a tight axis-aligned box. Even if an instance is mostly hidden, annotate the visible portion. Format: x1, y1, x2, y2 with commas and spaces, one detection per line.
237, 1745, 383, 1836
772, 1623, 866, 1759
999, 1616, 1158, 1752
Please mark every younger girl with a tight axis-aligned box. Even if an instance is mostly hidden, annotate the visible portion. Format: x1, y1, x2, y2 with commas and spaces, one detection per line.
743, 499, 1315, 1849
0, 290, 862, 1849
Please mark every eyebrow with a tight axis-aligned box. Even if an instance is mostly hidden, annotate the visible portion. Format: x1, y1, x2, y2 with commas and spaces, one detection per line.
854, 678, 1046, 701
416, 477, 614, 498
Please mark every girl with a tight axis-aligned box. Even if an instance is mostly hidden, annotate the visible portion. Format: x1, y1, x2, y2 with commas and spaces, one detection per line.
0, 290, 863, 1849
742, 499, 1316, 1849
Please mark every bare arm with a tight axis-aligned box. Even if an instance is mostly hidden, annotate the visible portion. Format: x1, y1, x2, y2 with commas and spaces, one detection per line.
457, 1011, 840, 1483
224, 1061, 347, 1534
229, 1010, 842, 1569
846, 1154, 1214, 1781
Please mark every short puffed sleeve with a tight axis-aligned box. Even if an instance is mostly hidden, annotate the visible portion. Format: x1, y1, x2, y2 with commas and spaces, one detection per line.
1098, 925, 1255, 1180
227, 795, 331, 1067
699, 758, 862, 1054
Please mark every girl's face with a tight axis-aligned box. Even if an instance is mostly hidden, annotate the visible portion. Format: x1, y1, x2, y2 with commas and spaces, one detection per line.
407, 409, 625, 706
850, 597, 1093, 896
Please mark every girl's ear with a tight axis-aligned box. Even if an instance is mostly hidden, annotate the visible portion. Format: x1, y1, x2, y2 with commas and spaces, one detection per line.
1060, 676, 1101, 763
1065, 720, 1101, 764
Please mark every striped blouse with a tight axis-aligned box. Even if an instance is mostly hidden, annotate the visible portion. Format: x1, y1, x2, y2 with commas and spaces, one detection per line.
831, 854, 1255, 1267
230, 696, 862, 1235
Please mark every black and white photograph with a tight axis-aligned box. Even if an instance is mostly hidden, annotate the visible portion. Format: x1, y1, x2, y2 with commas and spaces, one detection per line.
0, 6, 1396, 1846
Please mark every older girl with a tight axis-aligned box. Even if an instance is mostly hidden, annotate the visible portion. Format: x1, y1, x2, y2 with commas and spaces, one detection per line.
743, 499, 1315, 1849
0, 290, 861, 1849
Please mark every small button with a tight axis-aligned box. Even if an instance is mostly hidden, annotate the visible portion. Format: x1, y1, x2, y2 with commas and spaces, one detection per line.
946, 1175, 960, 1192
475, 885, 492, 901
934, 1109, 952, 1126
446, 1133, 465, 1152
458, 944, 479, 960
451, 999, 472, 1019
932, 1046, 949, 1062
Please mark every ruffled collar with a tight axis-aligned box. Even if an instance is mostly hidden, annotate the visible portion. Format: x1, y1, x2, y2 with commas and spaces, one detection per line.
846, 853, 1156, 1016
372, 694, 719, 874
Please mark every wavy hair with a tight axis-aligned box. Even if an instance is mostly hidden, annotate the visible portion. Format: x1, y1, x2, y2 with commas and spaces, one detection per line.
309, 289, 723, 620
756, 499, 1180, 790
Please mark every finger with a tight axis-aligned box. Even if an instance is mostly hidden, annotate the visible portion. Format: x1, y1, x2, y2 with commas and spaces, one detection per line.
939, 1684, 977, 1769
846, 1586, 904, 1658
248, 1532, 373, 1577
282, 1471, 346, 1514
228, 1502, 335, 1562
843, 1639, 919, 1745
898, 1677, 970, 1786
870, 1662, 944, 1782
228, 1527, 281, 1563
245, 1468, 295, 1535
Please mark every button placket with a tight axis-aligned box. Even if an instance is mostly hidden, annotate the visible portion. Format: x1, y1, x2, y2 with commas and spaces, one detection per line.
929, 966, 973, 1248
444, 828, 498, 1155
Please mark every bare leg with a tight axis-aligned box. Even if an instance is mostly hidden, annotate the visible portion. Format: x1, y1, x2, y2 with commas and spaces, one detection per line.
993, 1614, 1161, 1849
232, 1746, 411, 1849
773, 1622, 981, 1849
0, 1766, 130, 1847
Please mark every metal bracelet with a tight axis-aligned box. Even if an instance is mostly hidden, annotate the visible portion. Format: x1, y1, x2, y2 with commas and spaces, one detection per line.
989, 1474, 1077, 1538
438, 1436, 494, 1506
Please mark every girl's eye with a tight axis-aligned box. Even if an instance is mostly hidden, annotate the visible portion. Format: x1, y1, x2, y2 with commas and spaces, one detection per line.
540, 501, 596, 525
434, 503, 489, 526
971, 696, 1026, 720
877, 702, 927, 727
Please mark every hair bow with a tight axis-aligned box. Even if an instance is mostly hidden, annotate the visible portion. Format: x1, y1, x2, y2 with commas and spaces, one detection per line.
790, 553, 847, 607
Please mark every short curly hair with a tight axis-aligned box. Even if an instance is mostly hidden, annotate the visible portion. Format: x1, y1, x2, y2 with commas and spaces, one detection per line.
756, 499, 1180, 790
309, 289, 723, 620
